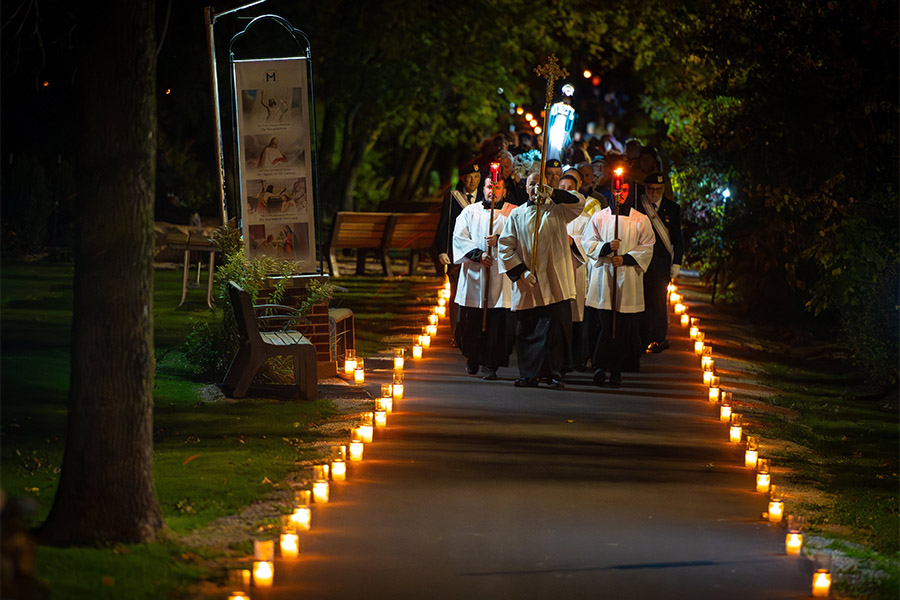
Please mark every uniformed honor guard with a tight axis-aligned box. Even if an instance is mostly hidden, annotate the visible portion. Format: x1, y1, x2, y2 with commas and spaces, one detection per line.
636, 172, 684, 353
436, 162, 483, 340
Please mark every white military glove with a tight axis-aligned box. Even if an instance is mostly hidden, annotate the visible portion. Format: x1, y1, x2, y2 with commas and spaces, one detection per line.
438, 253, 451, 265
670, 264, 681, 279
537, 184, 554, 202
521, 270, 537, 288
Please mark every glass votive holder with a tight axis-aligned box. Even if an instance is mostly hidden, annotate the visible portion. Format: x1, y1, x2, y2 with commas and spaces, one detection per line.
331, 458, 347, 481
680, 313, 690, 326
767, 485, 784, 523
354, 358, 365, 384
343, 349, 357, 375
375, 410, 387, 427
729, 413, 743, 442
280, 531, 299, 558
694, 340, 705, 356
756, 458, 771, 493
394, 348, 405, 370
253, 539, 275, 561
412, 344, 423, 359
719, 392, 732, 422
426, 324, 437, 336
744, 435, 759, 468
392, 372, 404, 399
293, 489, 311, 507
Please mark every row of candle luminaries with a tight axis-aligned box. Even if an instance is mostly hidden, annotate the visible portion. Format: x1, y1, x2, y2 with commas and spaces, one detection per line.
670, 285, 832, 598
224, 280, 452, 599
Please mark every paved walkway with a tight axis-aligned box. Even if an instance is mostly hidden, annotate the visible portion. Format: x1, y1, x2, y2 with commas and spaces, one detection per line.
263, 299, 814, 599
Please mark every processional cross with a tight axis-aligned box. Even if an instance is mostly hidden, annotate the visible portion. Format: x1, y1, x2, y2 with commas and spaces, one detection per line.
531, 55, 568, 273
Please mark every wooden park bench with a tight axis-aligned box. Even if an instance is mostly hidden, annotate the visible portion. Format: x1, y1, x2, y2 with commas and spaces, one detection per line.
325, 211, 440, 277
224, 281, 317, 400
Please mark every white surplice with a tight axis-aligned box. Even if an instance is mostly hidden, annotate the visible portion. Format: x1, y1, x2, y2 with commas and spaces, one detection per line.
498, 194, 585, 311
452, 202, 512, 309
582, 206, 656, 314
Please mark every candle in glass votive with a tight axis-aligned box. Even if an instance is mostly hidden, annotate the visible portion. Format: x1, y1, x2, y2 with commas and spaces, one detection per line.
443, 279, 451, 292
719, 391, 732, 422
708, 376, 721, 402
313, 480, 329, 503
438, 296, 446, 307
785, 514, 805, 555
426, 324, 437, 336
812, 570, 831, 597
420, 332, 431, 348
331, 458, 346, 481
228, 592, 250, 600
744, 436, 759, 468
436, 305, 446, 318
689, 326, 699, 340
412, 344, 423, 359
428, 313, 439, 326
729, 413, 743, 442
358, 424, 373, 443
377, 395, 393, 413
694, 340, 705, 356
674, 303, 686, 315
294, 489, 311, 507
669, 291, 680, 303
701, 344, 712, 359
667, 282, 676, 294
314, 464, 330, 480
785, 531, 803, 555
701, 356, 714, 370
690, 317, 700, 326
392, 372, 404, 399
349, 440, 364, 461
354, 361, 365, 384
252, 561, 274, 587
703, 368, 714, 386
343, 348, 357, 375
291, 506, 311, 531
756, 458, 771, 492
394, 348, 405, 370
767, 485, 784, 523
375, 410, 387, 427
254, 540, 274, 561
280, 532, 299, 558
680, 313, 690, 326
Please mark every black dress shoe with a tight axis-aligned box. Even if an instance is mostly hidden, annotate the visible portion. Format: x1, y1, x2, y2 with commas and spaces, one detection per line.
514, 377, 539, 388
608, 372, 622, 387
592, 370, 606, 386
546, 378, 566, 390
466, 359, 479, 375
482, 367, 498, 380
651, 339, 670, 353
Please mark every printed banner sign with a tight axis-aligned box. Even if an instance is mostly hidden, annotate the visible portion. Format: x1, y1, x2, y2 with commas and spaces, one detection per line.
233, 58, 315, 271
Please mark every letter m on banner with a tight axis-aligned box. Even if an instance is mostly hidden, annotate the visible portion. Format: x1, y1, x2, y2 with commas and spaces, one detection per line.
266, 71, 277, 82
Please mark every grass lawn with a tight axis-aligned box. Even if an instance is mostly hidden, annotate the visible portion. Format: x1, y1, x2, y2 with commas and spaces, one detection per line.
678, 276, 900, 599
1, 260, 439, 598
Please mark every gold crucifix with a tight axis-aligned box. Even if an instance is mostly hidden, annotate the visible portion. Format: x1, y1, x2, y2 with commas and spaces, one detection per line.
530, 55, 569, 274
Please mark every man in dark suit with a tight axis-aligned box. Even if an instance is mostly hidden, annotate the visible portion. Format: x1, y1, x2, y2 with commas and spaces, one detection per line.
436, 162, 483, 340
636, 172, 684, 353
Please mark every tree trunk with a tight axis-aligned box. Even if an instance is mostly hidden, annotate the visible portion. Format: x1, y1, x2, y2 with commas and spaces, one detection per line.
41, 1, 164, 545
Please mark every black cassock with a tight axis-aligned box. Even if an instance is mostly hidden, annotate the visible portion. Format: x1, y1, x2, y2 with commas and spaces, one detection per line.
514, 300, 573, 380
454, 307, 515, 369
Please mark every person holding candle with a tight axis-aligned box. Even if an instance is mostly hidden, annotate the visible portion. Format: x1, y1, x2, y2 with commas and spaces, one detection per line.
451, 177, 515, 380
436, 161, 484, 343
582, 176, 656, 386
498, 170, 585, 388
636, 172, 684, 354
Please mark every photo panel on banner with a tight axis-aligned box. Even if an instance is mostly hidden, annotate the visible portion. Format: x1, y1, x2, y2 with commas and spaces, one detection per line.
234, 58, 316, 272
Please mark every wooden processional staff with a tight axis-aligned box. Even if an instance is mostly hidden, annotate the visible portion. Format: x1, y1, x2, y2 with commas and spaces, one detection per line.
531, 55, 568, 273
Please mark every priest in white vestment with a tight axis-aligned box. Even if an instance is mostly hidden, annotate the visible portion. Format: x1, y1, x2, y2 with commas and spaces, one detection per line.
498, 170, 585, 388
452, 178, 516, 380
582, 180, 655, 386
